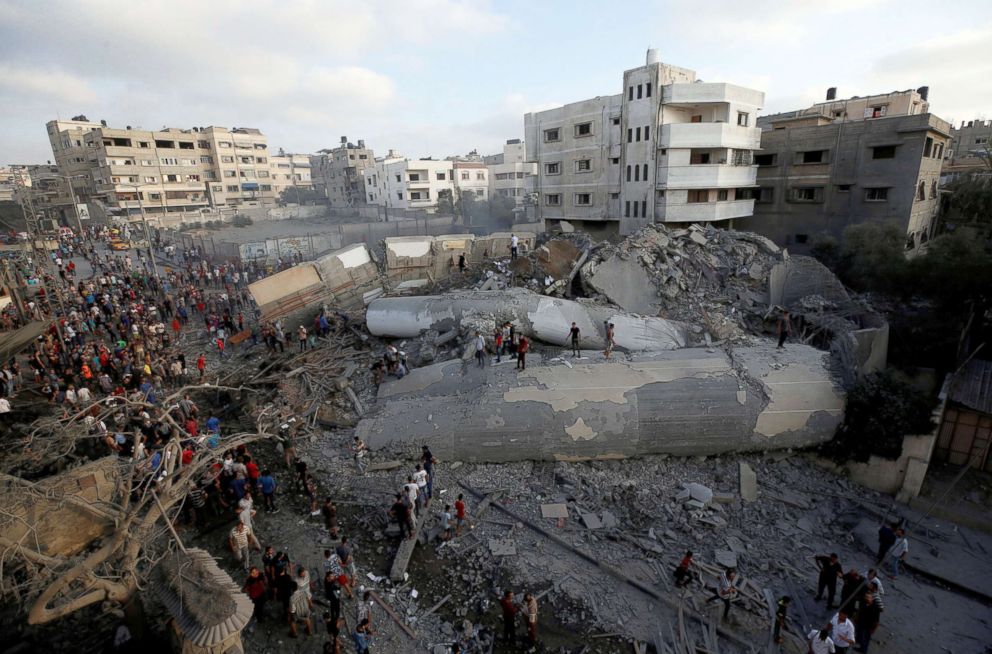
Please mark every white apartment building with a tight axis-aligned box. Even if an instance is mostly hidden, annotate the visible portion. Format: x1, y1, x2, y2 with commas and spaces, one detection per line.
487, 139, 537, 206
363, 153, 496, 214
525, 50, 764, 235
363, 154, 456, 213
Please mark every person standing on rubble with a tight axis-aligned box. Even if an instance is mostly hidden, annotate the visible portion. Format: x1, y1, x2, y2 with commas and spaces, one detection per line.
773, 595, 790, 645
524, 592, 538, 645
474, 331, 486, 368
568, 322, 581, 357
814, 552, 844, 609
888, 528, 909, 578
604, 322, 615, 359
876, 521, 897, 565
352, 436, 367, 474
706, 568, 740, 620
500, 589, 519, 644
510, 233, 519, 259
516, 335, 529, 371
421, 445, 437, 505
777, 309, 792, 348
458, 252, 467, 274
297, 324, 308, 352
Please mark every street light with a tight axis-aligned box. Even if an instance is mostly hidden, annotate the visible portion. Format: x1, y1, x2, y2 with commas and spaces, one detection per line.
114, 182, 161, 283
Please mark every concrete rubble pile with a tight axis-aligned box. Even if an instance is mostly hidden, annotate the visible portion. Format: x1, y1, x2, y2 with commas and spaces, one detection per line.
579, 223, 783, 344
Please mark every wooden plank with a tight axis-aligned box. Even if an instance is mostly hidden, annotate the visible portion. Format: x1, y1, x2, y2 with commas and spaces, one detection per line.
369, 590, 416, 640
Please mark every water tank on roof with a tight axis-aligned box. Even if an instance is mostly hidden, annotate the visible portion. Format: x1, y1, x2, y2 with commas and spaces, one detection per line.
917, 86, 929, 101
826, 87, 837, 101
646, 48, 661, 65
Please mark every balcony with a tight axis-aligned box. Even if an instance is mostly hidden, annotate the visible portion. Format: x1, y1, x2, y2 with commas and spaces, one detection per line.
662, 83, 764, 108
660, 123, 761, 150
656, 199, 755, 223
657, 164, 757, 189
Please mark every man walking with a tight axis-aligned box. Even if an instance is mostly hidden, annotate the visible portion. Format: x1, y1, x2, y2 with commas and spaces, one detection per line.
524, 592, 538, 645
421, 445, 437, 504
888, 528, 909, 578
604, 322, 615, 359
814, 552, 844, 608
830, 610, 856, 654
777, 309, 792, 348
474, 331, 486, 368
568, 322, 581, 357
706, 569, 740, 620
854, 591, 882, 653
773, 595, 791, 644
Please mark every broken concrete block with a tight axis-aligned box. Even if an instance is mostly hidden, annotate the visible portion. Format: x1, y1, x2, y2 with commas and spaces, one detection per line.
600, 510, 618, 529
689, 231, 708, 246
685, 483, 714, 506
488, 538, 517, 556
580, 513, 603, 529
540, 503, 569, 519
712, 492, 736, 504
714, 550, 738, 568
684, 499, 707, 510
739, 462, 757, 503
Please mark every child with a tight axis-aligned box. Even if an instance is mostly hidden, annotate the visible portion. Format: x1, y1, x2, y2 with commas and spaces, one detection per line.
441, 504, 453, 540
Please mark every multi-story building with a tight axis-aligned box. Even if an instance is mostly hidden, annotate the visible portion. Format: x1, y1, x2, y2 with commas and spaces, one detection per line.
310, 137, 375, 209
746, 88, 951, 251
363, 153, 456, 213
453, 162, 488, 201
0, 165, 32, 203
944, 119, 992, 181
487, 139, 537, 207
45, 118, 304, 217
268, 152, 313, 202
525, 50, 764, 235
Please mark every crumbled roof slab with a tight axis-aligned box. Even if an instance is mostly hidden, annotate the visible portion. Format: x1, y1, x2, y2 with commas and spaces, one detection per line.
357, 343, 844, 462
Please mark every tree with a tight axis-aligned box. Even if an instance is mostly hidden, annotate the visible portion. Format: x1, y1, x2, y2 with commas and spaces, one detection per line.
834, 223, 909, 296
437, 189, 455, 215
826, 370, 936, 463
490, 194, 517, 229
942, 171, 992, 241
278, 187, 322, 205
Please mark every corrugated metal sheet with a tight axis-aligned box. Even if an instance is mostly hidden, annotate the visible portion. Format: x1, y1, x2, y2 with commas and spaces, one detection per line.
949, 359, 992, 416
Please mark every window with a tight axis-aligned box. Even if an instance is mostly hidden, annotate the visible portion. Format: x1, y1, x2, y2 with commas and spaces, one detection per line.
219, 141, 231, 148
656, 190, 666, 200
212, 185, 222, 192
611, 157, 620, 164
795, 234, 809, 244
197, 140, 210, 149
924, 137, 934, 158
641, 200, 646, 216
691, 115, 703, 123
634, 166, 640, 182
717, 189, 729, 201
690, 152, 711, 165
917, 181, 926, 201
178, 141, 194, 150
436, 172, 445, 180
797, 150, 826, 164
626, 165, 632, 182
261, 184, 272, 191
475, 189, 485, 197
256, 157, 267, 164
865, 105, 887, 118
138, 141, 150, 148
633, 201, 639, 218
200, 155, 213, 164
545, 162, 561, 175
140, 159, 154, 166
221, 155, 234, 163
757, 187, 774, 203
754, 153, 777, 166
409, 173, 420, 181
687, 190, 710, 203
935, 143, 944, 159
224, 170, 236, 178
143, 176, 156, 183
636, 127, 641, 141
930, 179, 938, 199
226, 185, 239, 192
612, 117, 621, 126
360, 154, 368, 159
791, 187, 823, 202
872, 145, 897, 159
149, 193, 161, 200
574, 193, 592, 206
544, 128, 560, 143
976, 137, 990, 145
737, 112, 749, 127
186, 174, 200, 182
646, 83, 652, 97
164, 174, 180, 182
836, 184, 852, 192
644, 125, 650, 140
610, 192, 620, 199
642, 164, 648, 180
460, 172, 469, 180
660, 149, 667, 156
160, 157, 178, 166
155, 140, 174, 149
476, 172, 485, 180
395, 174, 401, 182
628, 87, 634, 101
864, 187, 888, 202
575, 159, 591, 172
627, 128, 633, 143
574, 122, 592, 137
258, 170, 269, 178
545, 193, 561, 206
410, 191, 423, 200
397, 191, 403, 200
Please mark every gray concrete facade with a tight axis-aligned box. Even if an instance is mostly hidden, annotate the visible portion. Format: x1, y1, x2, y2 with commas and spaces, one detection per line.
356, 343, 844, 462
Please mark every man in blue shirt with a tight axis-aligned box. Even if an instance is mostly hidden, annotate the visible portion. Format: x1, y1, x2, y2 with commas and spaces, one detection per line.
259, 469, 279, 513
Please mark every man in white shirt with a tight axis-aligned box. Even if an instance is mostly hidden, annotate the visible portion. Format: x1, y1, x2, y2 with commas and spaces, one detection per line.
403, 476, 419, 519
412, 464, 429, 510
705, 569, 740, 620
889, 528, 909, 578
474, 331, 486, 368
830, 610, 856, 653
807, 627, 836, 654
510, 233, 519, 260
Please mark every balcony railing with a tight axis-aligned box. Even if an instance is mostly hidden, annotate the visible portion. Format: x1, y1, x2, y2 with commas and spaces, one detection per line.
655, 198, 755, 223
660, 123, 761, 150
657, 164, 757, 189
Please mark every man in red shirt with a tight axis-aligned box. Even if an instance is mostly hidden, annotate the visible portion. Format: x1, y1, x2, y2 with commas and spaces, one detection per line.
245, 455, 261, 494
516, 336, 529, 371
454, 493, 471, 536
500, 590, 518, 645
196, 353, 206, 380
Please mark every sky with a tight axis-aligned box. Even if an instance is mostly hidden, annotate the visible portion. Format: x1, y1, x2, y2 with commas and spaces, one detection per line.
0, 0, 989, 164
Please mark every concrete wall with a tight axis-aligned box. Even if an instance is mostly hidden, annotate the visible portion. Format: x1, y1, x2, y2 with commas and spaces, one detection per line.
381, 233, 537, 286
357, 343, 844, 462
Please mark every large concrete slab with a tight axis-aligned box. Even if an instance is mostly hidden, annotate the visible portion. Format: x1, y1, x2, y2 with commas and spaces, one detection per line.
586, 254, 662, 315
356, 343, 844, 462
